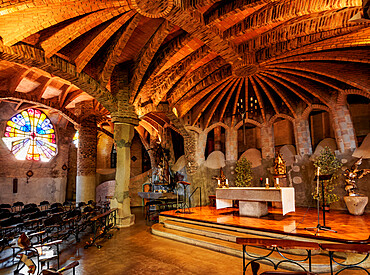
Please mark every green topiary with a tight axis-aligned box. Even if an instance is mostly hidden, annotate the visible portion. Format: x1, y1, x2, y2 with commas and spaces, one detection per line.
312, 146, 342, 205
235, 157, 253, 187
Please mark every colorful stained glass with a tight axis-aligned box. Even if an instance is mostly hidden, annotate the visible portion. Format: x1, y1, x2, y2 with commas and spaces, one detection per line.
73, 131, 79, 148
2, 108, 57, 162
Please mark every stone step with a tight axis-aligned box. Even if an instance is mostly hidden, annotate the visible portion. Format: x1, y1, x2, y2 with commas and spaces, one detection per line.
158, 215, 328, 244
152, 220, 333, 273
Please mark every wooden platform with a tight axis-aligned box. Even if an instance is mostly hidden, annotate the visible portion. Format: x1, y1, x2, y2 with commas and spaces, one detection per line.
159, 206, 370, 243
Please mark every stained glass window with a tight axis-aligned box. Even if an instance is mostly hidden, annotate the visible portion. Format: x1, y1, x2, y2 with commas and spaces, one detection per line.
73, 131, 79, 148
2, 108, 57, 162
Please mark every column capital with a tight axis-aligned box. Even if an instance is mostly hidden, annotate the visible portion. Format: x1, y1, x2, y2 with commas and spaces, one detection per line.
111, 101, 140, 126
111, 115, 140, 126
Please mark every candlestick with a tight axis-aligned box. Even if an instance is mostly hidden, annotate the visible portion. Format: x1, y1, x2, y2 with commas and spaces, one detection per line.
316, 167, 320, 196
265, 178, 269, 189
275, 177, 280, 189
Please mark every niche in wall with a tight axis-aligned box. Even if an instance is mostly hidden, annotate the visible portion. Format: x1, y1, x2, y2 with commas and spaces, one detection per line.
238, 123, 260, 158
205, 126, 226, 159
170, 128, 184, 162
309, 110, 335, 148
347, 94, 370, 146
273, 118, 295, 152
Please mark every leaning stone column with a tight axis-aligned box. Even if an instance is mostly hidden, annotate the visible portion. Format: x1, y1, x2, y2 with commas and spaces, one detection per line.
331, 103, 357, 153
110, 113, 139, 227
261, 123, 275, 159
294, 117, 313, 156
76, 111, 97, 204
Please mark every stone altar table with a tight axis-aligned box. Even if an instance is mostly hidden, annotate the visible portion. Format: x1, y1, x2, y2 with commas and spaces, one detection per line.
216, 187, 295, 218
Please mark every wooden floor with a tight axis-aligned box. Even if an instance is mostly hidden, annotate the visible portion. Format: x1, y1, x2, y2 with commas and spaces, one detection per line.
160, 205, 370, 243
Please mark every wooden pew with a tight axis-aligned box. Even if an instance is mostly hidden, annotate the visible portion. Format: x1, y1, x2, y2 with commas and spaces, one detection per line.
236, 238, 320, 275
320, 242, 370, 274
41, 261, 79, 275
84, 208, 118, 249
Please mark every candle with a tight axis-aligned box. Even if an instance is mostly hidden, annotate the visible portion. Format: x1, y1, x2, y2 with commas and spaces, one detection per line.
316, 167, 320, 196
265, 178, 269, 189
276, 177, 280, 189
217, 179, 220, 187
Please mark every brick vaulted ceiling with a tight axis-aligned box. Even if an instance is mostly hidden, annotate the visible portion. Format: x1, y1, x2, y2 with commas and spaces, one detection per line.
0, 0, 369, 129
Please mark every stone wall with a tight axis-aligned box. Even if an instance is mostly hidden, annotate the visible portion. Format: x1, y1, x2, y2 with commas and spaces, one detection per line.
0, 102, 74, 205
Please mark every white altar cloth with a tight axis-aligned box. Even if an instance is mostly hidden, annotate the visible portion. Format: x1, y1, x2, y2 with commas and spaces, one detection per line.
216, 187, 295, 217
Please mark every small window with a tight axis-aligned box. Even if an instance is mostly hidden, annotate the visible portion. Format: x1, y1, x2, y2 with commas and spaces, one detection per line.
111, 144, 117, 168
73, 131, 79, 148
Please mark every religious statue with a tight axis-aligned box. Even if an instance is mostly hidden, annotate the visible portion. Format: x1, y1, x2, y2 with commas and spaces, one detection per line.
343, 157, 370, 195
274, 152, 286, 176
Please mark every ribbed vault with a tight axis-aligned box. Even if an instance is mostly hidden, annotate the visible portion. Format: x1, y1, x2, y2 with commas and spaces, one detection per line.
0, 0, 369, 130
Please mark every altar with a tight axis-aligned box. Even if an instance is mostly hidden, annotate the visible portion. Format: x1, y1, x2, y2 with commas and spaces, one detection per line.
216, 187, 295, 218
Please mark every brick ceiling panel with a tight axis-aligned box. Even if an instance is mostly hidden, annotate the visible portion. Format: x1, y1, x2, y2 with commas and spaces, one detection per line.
0, 0, 368, 129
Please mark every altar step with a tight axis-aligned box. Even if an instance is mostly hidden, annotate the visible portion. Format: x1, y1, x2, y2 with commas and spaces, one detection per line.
152, 217, 334, 273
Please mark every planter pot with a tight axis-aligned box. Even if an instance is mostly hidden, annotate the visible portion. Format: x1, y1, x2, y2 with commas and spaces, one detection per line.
344, 196, 368, 216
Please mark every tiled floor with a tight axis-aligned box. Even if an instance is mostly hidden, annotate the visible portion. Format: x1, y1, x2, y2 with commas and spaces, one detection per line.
161, 206, 370, 242
1, 206, 368, 274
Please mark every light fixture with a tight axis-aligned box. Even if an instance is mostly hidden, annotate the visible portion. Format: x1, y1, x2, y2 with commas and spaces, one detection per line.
26, 170, 33, 184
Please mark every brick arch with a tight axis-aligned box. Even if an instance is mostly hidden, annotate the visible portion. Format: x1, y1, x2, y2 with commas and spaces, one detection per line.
269, 113, 295, 124
0, 44, 116, 113
203, 122, 229, 136
301, 104, 331, 121
0, 91, 78, 125
184, 125, 202, 134
235, 119, 262, 130
337, 89, 370, 105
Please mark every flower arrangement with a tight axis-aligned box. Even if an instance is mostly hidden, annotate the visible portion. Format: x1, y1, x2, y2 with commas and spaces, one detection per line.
235, 157, 253, 187
312, 147, 342, 205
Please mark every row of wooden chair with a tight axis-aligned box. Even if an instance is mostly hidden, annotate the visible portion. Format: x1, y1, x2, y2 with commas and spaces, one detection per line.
0, 201, 75, 213
236, 237, 370, 275
0, 201, 101, 255
2, 201, 112, 274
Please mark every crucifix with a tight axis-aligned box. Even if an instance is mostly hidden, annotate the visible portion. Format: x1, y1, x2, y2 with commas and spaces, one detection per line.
237, 98, 247, 145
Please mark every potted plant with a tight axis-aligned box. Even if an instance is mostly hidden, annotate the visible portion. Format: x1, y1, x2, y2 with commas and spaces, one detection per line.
312, 147, 342, 210
235, 157, 253, 187
343, 158, 370, 215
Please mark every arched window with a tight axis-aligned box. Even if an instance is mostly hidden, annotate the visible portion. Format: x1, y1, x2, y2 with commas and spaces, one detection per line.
73, 131, 79, 148
2, 108, 57, 162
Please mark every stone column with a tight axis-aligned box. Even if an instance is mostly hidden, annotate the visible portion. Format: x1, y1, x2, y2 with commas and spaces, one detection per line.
261, 123, 275, 159
195, 130, 207, 165
226, 127, 238, 162
76, 114, 97, 203
110, 114, 139, 227
331, 104, 357, 153
294, 117, 313, 156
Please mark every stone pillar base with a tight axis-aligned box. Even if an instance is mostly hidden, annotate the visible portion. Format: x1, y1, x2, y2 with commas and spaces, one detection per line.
116, 214, 135, 228
239, 201, 268, 217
